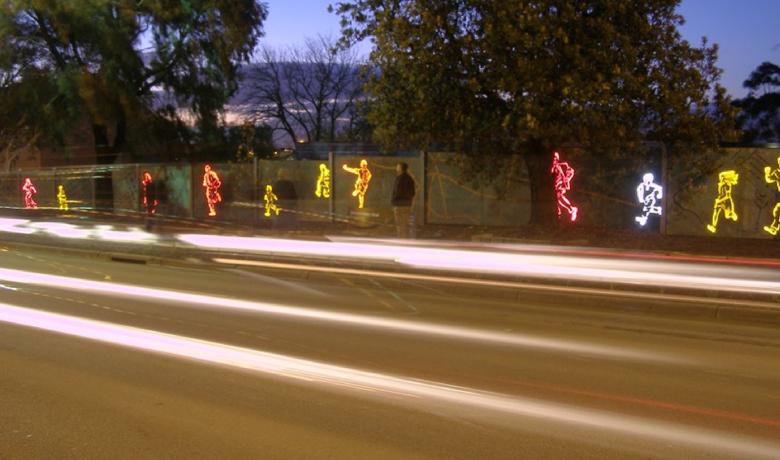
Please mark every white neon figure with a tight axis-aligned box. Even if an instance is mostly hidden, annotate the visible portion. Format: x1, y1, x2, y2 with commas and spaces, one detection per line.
635, 173, 663, 226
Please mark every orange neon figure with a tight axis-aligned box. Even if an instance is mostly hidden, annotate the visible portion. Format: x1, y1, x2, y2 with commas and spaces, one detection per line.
707, 170, 739, 233
763, 157, 780, 236
635, 173, 663, 226
551, 152, 578, 221
202, 164, 222, 217
22, 178, 37, 209
57, 185, 68, 211
315, 163, 331, 198
141, 172, 158, 215
343, 159, 372, 209
263, 185, 280, 217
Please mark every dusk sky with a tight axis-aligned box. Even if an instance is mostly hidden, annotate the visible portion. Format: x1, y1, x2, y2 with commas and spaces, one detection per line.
261, 0, 780, 98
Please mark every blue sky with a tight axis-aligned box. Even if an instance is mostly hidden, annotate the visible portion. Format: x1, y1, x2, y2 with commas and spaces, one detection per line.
261, 0, 780, 98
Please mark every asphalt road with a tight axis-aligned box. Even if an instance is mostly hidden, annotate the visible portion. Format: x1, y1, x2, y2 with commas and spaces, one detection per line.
0, 245, 778, 459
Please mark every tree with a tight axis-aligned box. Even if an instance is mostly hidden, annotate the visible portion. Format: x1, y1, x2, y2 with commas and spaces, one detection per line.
331, 0, 737, 224
243, 36, 365, 146
228, 122, 275, 162
0, 0, 268, 163
733, 62, 780, 143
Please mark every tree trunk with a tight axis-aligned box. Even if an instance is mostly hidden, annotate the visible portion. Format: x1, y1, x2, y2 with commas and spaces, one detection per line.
523, 147, 557, 226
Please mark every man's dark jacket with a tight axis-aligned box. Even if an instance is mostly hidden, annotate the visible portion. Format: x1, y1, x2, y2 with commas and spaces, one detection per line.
392, 172, 416, 206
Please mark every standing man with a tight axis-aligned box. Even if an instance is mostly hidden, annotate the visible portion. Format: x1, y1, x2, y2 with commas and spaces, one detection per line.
392, 162, 416, 238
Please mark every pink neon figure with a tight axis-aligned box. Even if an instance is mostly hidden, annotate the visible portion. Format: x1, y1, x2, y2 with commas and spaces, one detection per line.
22, 178, 38, 209
141, 172, 158, 215
203, 164, 222, 217
551, 152, 578, 222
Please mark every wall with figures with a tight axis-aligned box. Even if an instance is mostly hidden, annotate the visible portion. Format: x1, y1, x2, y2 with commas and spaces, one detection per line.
334, 155, 424, 227
666, 148, 780, 239
2, 147, 778, 238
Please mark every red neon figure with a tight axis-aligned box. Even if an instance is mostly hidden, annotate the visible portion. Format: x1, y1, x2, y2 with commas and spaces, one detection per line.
551, 152, 578, 221
22, 177, 38, 209
202, 164, 222, 217
141, 172, 158, 215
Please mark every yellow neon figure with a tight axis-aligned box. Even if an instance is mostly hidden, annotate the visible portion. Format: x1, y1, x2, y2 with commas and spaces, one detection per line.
707, 170, 739, 233
57, 185, 69, 211
343, 159, 372, 209
315, 163, 331, 198
263, 185, 280, 217
763, 157, 780, 236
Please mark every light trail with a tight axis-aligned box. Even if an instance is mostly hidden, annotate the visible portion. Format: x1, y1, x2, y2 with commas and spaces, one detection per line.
178, 234, 780, 297
3, 215, 778, 297
0, 267, 677, 363
0, 218, 157, 243
0, 302, 777, 459
213, 258, 780, 311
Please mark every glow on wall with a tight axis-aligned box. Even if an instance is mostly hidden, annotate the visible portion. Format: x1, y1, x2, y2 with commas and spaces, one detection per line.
763, 157, 780, 236
141, 172, 158, 215
202, 164, 222, 217
343, 159, 372, 209
635, 173, 663, 226
315, 163, 331, 198
551, 152, 578, 221
57, 185, 68, 211
22, 178, 37, 209
706, 170, 739, 234
263, 185, 280, 217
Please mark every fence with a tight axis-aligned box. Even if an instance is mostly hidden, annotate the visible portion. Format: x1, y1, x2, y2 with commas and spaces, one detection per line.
3, 148, 778, 239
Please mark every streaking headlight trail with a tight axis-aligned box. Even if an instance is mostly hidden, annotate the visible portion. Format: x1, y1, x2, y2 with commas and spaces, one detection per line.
0, 302, 777, 459
177, 234, 780, 297
0, 267, 677, 363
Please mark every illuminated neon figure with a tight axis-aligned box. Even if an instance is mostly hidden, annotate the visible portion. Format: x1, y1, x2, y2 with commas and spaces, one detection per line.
551, 152, 578, 221
263, 185, 280, 217
635, 173, 663, 226
315, 163, 331, 198
202, 164, 222, 217
762, 157, 780, 236
22, 178, 37, 209
706, 170, 739, 233
57, 185, 68, 211
141, 172, 158, 215
343, 159, 372, 209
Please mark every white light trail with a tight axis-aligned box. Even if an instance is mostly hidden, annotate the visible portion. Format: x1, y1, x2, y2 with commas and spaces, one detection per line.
0, 302, 777, 459
213, 258, 780, 311
0, 218, 36, 234
0, 267, 675, 363
0, 219, 157, 243
178, 234, 780, 297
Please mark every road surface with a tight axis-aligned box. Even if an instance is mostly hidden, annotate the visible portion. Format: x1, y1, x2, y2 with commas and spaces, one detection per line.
0, 244, 778, 459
